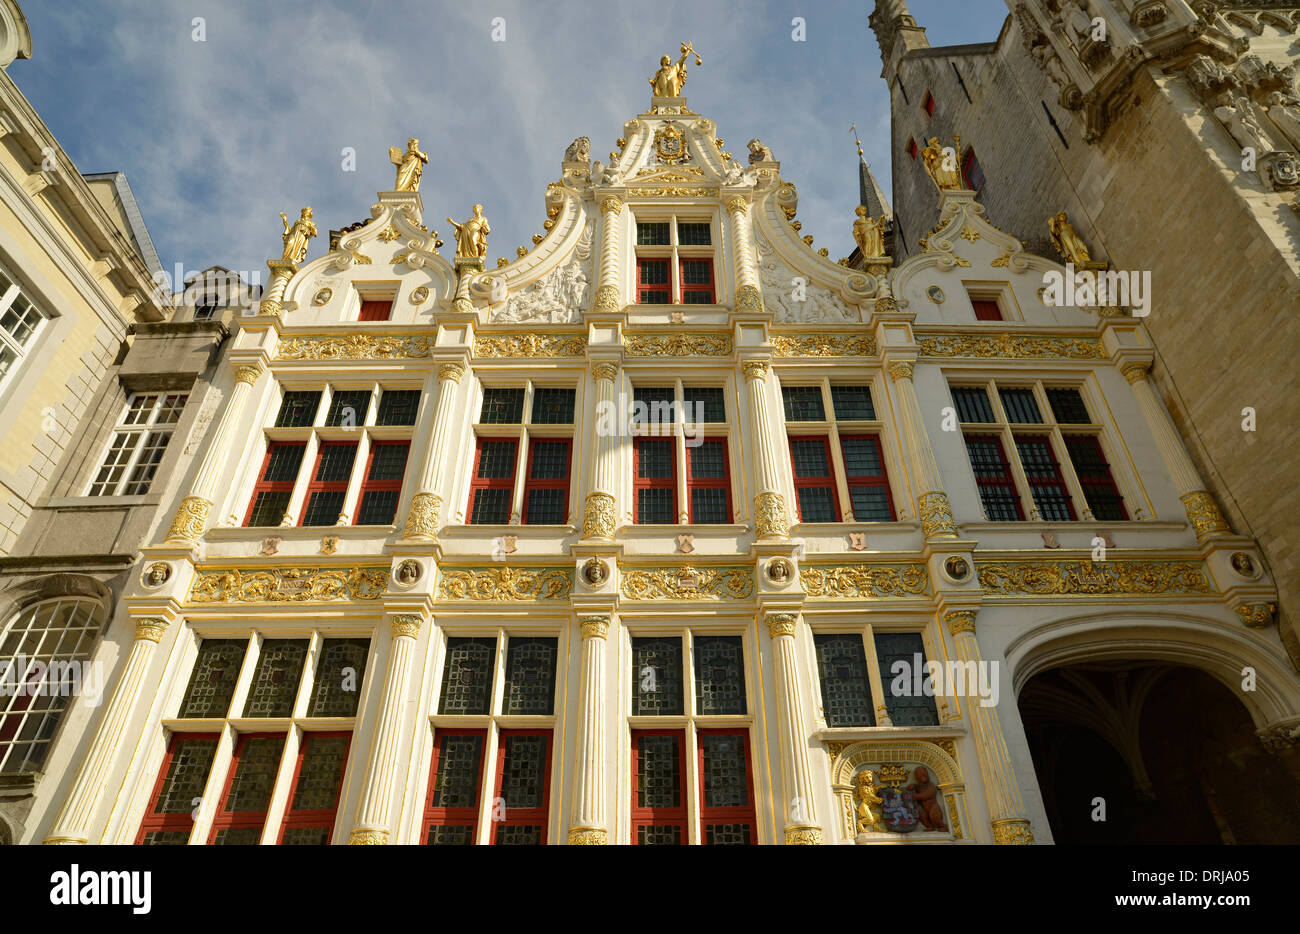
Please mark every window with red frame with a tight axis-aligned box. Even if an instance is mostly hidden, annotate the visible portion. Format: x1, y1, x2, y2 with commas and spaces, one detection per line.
907, 137, 918, 160
423, 730, 487, 845
136, 734, 219, 845
245, 442, 305, 526
680, 258, 715, 304
697, 730, 757, 845
277, 732, 352, 845
1015, 435, 1075, 521
467, 438, 518, 524
208, 733, 285, 844
971, 298, 1002, 321
634, 438, 676, 524
788, 436, 840, 522
358, 298, 393, 321
840, 435, 895, 522
964, 433, 1023, 521
489, 730, 552, 845
631, 729, 687, 845
962, 149, 985, 192
354, 441, 409, 525
300, 442, 357, 526
1064, 435, 1128, 521
686, 439, 731, 523
523, 439, 570, 525
923, 91, 935, 116
637, 258, 671, 304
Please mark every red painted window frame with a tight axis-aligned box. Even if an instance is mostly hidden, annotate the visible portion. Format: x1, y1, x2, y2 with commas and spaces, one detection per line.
358, 299, 392, 322
971, 299, 1002, 321
906, 138, 918, 160
839, 433, 895, 521
787, 435, 840, 522
522, 437, 571, 525
489, 728, 553, 845
244, 441, 306, 527
298, 441, 358, 526
965, 433, 1025, 521
423, 728, 488, 844
633, 437, 677, 524
630, 728, 688, 845
467, 436, 518, 524
354, 440, 410, 525
207, 731, 285, 844
276, 730, 352, 844
697, 728, 757, 845
1064, 434, 1129, 520
1015, 433, 1077, 520
923, 91, 935, 116
636, 257, 671, 304
135, 732, 220, 844
686, 438, 731, 523
962, 149, 985, 191
678, 256, 715, 304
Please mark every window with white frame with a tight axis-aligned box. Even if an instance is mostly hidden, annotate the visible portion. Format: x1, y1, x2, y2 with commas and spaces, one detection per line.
812, 626, 941, 729
245, 384, 420, 527
424, 630, 559, 845
466, 382, 576, 526
0, 598, 104, 774
0, 267, 49, 393
780, 378, 897, 524
136, 632, 371, 845
948, 379, 1128, 522
628, 629, 757, 845
87, 392, 189, 496
630, 380, 732, 525
634, 215, 717, 305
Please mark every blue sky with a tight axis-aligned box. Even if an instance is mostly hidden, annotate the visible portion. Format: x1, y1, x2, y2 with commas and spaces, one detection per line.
12, 0, 1008, 287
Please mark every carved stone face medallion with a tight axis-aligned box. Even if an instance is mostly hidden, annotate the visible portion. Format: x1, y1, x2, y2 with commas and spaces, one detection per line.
582, 557, 609, 586
394, 559, 422, 586
766, 557, 794, 583
942, 555, 971, 582
926, 285, 945, 304
1230, 552, 1259, 579
142, 562, 172, 588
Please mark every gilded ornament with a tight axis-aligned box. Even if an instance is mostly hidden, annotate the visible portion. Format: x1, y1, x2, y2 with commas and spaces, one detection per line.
766, 558, 794, 583
823, 741, 851, 762
770, 334, 875, 357
945, 610, 977, 636
918, 491, 960, 538
378, 225, 402, 242
349, 249, 373, 265
581, 557, 609, 585
438, 566, 573, 601
567, 828, 608, 845
1236, 603, 1277, 628
592, 362, 619, 382
887, 361, 914, 382
784, 826, 823, 845
648, 42, 700, 98
960, 226, 980, 242
920, 136, 962, 191
312, 288, 332, 306
875, 295, 899, 315
599, 198, 623, 219
741, 360, 768, 380
473, 334, 586, 358
991, 818, 1035, 845
1048, 211, 1092, 265
594, 285, 621, 311
852, 205, 887, 257
918, 333, 1105, 360
1121, 362, 1150, 384
943, 555, 972, 582
653, 123, 688, 165
411, 286, 430, 304
189, 566, 389, 603
626, 186, 713, 198
766, 613, 797, 638
447, 204, 490, 259
976, 559, 1215, 596
800, 564, 929, 599
1229, 552, 1259, 579
393, 559, 422, 586
854, 770, 889, 833
725, 197, 748, 214
990, 253, 1010, 267
388, 137, 428, 192
142, 562, 171, 588
1180, 490, 1231, 538
579, 616, 610, 640
134, 618, 168, 643
391, 614, 422, 639
438, 362, 465, 383
278, 207, 317, 264
620, 566, 754, 601
734, 285, 764, 314
753, 491, 789, 538
623, 333, 732, 356
581, 492, 617, 539
166, 495, 211, 542
234, 362, 263, 385
947, 802, 964, 839
402, 492, 442, 540
347, 829, 389, 845
278, 333, 432, 361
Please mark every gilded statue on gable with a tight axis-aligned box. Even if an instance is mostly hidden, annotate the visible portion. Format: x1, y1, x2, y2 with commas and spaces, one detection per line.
278, 207, 317, 264
389, 137, 429, 192
447, 204, 491, 259
852, 205, 886, 258
650, 41, 701, 97
920, 136, 962, 190
1048, 210, 1092, 265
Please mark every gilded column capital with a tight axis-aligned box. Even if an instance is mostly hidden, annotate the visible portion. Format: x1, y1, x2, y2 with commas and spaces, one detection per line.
945, 610, 977, 636
347, 828, 390, 845
734, 284, 765, 314
753, 491, 789, 538
402, 491, 442, 540
593, 284, 621, 311
1180, 490, 1231, 539
591, 361, 619, 383
578, 616, 610, 640
917, 491, 959, 539
784, 826, 823, 845
741, 359, 769, 381
438, 362, 466, 383
600, 197, 624, 216
581, 491, 616, 539
766, 613, 798, 639
233, 361, 264, 386
1121, 362, 1150, 384
725, 196, 749, 215
134, 618, 169, 643
391, 615, 423, 639
887, 360, 915, 382
874, 295, 899, 315
567, 827, 609, 845
165, 496, 211, 543
991, 818, 1035, 845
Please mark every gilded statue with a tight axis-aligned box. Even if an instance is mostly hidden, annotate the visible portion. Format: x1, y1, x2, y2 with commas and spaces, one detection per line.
920, 136, 962, 191
650, 41, 701, 97
278, 207, 317, 264
447, 204, 491, 259
855, 769, 889, 833
852, 205, 886, 257
389, 137, 429, 192
1048, 210, 1092, 265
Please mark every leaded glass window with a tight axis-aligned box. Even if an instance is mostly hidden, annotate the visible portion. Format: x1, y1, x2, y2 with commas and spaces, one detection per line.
479, 387, 525, 423
693, 636, 745, 715
430, 734, 485, 808
813, 634, 875, 727
874, 632, 940, 726
178, 639, 247, 719
309, 639, 369, 717
376, 388, 421, 426
682, 386, 726, 422
242, 640, 309, 718
438, 638, 496, 715
502, 637, 557, 715
782, 385, 825, 422
276, 391, 321, 428
154, 737, 218, 814
700, 733, 748, 807
530, 387, 575, 424
325, 389, 371, 427
637, 734, 681, 808
289, 734, 350, 812
831, 384, 876, 420
632, 638, 684, 715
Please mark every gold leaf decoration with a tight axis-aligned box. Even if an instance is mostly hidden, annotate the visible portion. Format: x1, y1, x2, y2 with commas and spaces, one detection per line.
620, 566, 754, 600
976, 560, 1215, 596
438, 566, 573, 601
918, 334, 1105, 360
189, 566, 389, 603
473, 334, 587, 357
771, 333, 876, 357
623, 333, 733, 356
800, 564, 930, 598
277, 334, 432, 361
625, 186, 715, 197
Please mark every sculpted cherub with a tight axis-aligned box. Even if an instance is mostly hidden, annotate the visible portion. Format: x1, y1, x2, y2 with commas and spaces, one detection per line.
855, 769, 889, 833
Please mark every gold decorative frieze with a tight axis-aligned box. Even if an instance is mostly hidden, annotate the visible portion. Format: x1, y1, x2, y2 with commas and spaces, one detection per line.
623, 333, 732, 356
438, 566, 573, 601
474, 333, 587, 358
621, 565, 754, 601
800, 564, 930, 599
991, 818, 1035, 846
771, 333, 876, 357
277, 333, 432, 361
976, 560, 1215, 597
918, 333, 1105, 360
189, 566, 389, 603
626, 186, 715, 197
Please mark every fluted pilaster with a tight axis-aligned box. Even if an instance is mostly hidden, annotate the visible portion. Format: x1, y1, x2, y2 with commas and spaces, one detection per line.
568, 615, 610, 844
887, 360, 958, 538
743, 360, 790, 538
726, 197, 763, 314
766, 612, 821, 844
582, 361, 621, 539
401, 362, 466, 540
593, 198, 624, 312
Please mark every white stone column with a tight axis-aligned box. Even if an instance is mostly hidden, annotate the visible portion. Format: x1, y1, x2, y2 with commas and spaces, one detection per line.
402, 361, 466, 540
44, 617, 171, 844
592, 197, 624, 312
944, 609, 1034, 844
765, 612, 821, 844
568, 615, 609, 844
726, 197, 763, 314
743, 360, 791, 539
887, 360, 959, 539
165, 360, 265, 543
581, 361, 621, 539
348, 613, 423, 844
1122, 362, 1231, 540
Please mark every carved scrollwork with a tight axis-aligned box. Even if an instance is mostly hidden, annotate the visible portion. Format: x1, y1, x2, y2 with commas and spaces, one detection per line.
438, 566, 573, 601
800, 564, 930, 599
189, 566, 390, 603
620, 566, 754, 600
976, 560, 1215, 596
